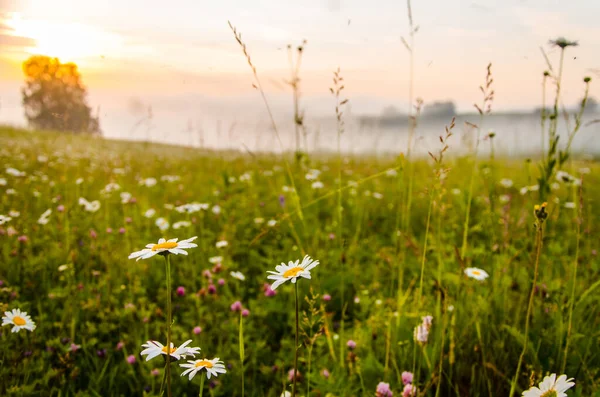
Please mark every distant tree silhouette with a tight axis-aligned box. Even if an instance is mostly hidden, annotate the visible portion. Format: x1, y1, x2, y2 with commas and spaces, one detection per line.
21, 56, 100, 134
423, 101, 456, 117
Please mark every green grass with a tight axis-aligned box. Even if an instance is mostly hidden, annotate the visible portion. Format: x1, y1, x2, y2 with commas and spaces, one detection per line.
1, 126, 599, 396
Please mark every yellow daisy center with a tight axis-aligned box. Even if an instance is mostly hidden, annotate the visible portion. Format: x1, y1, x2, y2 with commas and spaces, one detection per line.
152, 242, 178, 251
283, 266, 304, 278
195, 359, 214, 368
161, 346, 176, 354
13, 316, 26, 326
472, 270, 481, 276
540, 391, 557, 397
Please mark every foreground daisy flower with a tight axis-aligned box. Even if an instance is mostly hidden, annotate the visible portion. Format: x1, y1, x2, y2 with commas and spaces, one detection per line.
140, 340, 200, 361
464, 267, 489, 281
128, 237, 198, 261
180, 357, 227, 380
267, 255, 320, 290
522, 373, 574, 397
2, 308, 36, 333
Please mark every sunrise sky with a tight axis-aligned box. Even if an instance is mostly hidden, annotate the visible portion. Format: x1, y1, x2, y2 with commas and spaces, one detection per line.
0, 0, 599, 138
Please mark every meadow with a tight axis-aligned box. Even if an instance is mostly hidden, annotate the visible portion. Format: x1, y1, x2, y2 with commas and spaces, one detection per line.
1, 111, 600, 396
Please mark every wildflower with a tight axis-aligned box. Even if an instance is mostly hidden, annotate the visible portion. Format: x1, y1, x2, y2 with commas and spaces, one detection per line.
305, 169, 321, 180
373, 192, 383, 199
322, 369, 330, 378
402, 371, 413, 385
161, 175, 181, 182
564, 202, 576, 209
241, 309, 250, 317
230, 301, 242, 312
216, 240, 228, 248
140, 339, 200, 361
323, 294, 331, 301
193, 326, 202, 335
254, 217, 264, 224
57, 205, 65, 212
376, 382, 393, 397
18, 235, 28, 243
209, 256, 223, 264
9, 210, 20, 217
311, 181, 324, 189
106, 228, 113, 234
101, 183, 121, 195
116, 341, 125, 350
173, 221, 191, 229
144, 209, 156, 218
451, 188, 461, 195
464, 267, 489, 281
499, 194, 511, 204
403, 384, 417, 397
534, 202, 549, 224
2, 309, 36, 333
208, 284, 217, 294
549, 37, 578, 49
6, 167, 25, 177
212, 205, 221, 215
522, 373, 574, 397
0, 177, 6, 185
155, 217, 170, 231
76, 178, 84, 185
556, 171, 581, 186
500, 178, 514, 188
128, 236, 198, 261
79, 197, 101, 212
90, 229, 97, 239
37, 209, 51, 225
218, 278, 225, 286
180, 357, 227, 380
414, 315, 433, 345
347, 340, 357, 350
151, 368, 161, 376
69, 343, 81, 352
230, 271, 246, 281
288, 368, 301, 381
386, 168, 398, 177
268, 219, 277, 227
267, 255, 320, 290
127, 355, 136, 364
0, 215, 11, 225
263, 283, 277, 297
176, 286, 186, 296
139, 177, 157, 187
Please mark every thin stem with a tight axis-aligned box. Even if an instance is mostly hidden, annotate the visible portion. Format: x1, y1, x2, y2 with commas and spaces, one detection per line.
562, 185, 582, 373
418, 189, 435, 305
165, 255, 172, 397
337, 105, 345, 367
509, 225, 543, 397
293, 282, 300, 396
199, 374, 205, 397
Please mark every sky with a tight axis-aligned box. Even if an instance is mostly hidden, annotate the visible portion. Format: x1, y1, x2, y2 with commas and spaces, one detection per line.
0, 0, 599, 143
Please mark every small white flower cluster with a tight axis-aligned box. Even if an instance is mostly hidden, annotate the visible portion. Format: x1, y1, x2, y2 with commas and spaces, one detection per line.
79, 197, 101, 212
413, 315, 433, 345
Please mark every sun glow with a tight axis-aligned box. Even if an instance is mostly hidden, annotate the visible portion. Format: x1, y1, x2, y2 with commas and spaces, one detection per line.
5, 14, 123, 63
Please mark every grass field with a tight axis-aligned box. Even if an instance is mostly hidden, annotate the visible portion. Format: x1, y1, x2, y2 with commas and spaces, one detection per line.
1, 124, 599, 396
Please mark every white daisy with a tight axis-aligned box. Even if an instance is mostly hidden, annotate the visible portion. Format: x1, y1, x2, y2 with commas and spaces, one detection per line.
464, 267, 489, 281
267, 255, 320, 290
79, 197, 101, 212
120, 192, 132, 204
161, 175, 181, 182
155, 217, 170, 231
305, 169, 321, 181
0, 177, 6, 186
230, 271, 245, 281
180, 357, 227, 380
144, 209, 156, 218
128, 236, 198, 261
311, 181, 324, 189
522, 373, 574, 397
212, 205, 221, 215
173, 221, 191, 229
500, 178, 514, 188
2, 308, 36, 333
216, 240, 228, 248
38, 209, 51, 225
140, 339, 200, 361
139, 177, 157, 187
267, 219, 277, 227
564, 202, 576, 209
209, 256, 223, 264
9, 210, 20, 217
6, 167, 25, 177
0, 215, 12, 225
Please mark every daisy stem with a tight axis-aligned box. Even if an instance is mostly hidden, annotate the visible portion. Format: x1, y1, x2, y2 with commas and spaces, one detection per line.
418, 188, 435, 305
292, 281, 299, 397
165, 254, 172, 397
509, 224, 543, 397
199, 374, 205, 397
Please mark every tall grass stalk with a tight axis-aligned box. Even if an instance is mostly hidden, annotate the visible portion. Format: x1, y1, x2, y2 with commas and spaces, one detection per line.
292, 282, 300, 396
239, 311, 245, 396
164, 254, 173, 397
461, 63, 494, 260
561, 181, 583, 373
509, 209, 545, 397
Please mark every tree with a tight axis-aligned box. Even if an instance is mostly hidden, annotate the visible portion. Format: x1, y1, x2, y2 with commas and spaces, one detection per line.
21, 56, 100, 134
423, 101, 456, 117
